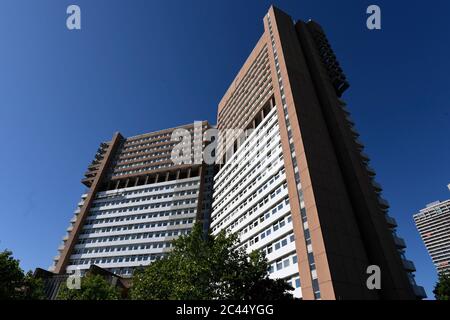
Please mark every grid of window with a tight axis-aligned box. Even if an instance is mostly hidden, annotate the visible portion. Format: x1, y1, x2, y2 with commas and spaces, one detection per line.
218, 46, 273, 132
212, 108, 301, 298
414, 200, 450, 273
58, 177, 201, 276
214, 111, 280, 196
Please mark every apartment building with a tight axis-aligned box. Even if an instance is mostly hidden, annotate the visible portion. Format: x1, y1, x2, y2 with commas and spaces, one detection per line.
210, 6, 425, 300
44, 5, 426, 301
49, 122, 214, 277
414, 195, 450, 275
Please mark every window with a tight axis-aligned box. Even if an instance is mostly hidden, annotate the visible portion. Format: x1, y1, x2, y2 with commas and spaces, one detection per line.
276, 261, 282, 270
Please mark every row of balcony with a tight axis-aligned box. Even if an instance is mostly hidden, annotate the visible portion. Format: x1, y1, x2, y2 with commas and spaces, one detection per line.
340, 98, 425, 299
54, 218, 78, 262
83, 143, 111, 187
344, 109, 380, 197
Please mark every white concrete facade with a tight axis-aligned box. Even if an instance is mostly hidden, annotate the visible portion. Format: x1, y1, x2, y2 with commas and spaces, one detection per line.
414, 199, 450, 274
211, 108, 302, 298
50, 177, 200, 277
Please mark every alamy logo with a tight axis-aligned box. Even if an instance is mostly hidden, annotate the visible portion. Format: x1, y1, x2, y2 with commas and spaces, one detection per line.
366, 265, 381, 290
66, 268, 81, 290
170, 122, 252, 166
66, 5, 81, 30
366, 5, 381, 30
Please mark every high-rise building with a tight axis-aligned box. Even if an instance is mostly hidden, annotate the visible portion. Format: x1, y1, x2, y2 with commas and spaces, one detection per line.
49, 122, 214, 277
45, 5, 425, 301
210, 6, 425, 300
414, 195, 450, 275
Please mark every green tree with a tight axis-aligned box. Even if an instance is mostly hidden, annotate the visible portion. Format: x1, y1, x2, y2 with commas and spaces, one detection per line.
56, 274, 121, 300
130, 223, 294, 300
434, 272, 450, 300
0, 250, 24, 299
22, 271, 46, 300
0, 250, 46, 300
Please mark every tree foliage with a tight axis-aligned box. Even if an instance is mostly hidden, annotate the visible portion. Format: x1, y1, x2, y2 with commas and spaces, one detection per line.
130, 223, 294, 300
434, 272, 450, 300
22, 271, 46, 300
0, 250, 46, 300
56, 274, 121, 300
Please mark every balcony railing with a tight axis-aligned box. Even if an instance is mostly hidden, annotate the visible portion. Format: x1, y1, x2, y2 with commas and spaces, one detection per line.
378, 196, 390, 209
393, 235, 406, 249
350, 126, 359, 137
360, 151, 370, 162
355, 139, 364, 149
366, 165, 376, 176
413, 285, 427, 299
402, 258, 416, 272
371, 180, 382, 192
385, 215, 397, 228
346, 116, 355, 127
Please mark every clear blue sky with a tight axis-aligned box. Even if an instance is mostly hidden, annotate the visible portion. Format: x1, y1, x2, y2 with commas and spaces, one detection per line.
0, 0, 449, 299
